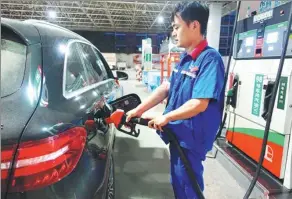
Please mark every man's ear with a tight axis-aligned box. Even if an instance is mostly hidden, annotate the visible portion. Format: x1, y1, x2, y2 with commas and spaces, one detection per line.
191, 21, 200, 30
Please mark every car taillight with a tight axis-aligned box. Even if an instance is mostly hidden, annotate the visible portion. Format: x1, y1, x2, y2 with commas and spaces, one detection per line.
1, 127, 87, 193
1, 145, 16, 180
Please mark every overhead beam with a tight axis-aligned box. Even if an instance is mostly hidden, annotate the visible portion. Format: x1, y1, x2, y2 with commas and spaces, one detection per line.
0, 3, 171, 13
1, 0, 181, 6
130, 1, 138, 30
64, 25, 165, 30
0, 8, 172, 16
76, 1, 99, 27
103, 2, 115, 27
1, 13, 171, 23
23, 20, 164, 27
52, 22, 167, 28
66, 25, 168, 33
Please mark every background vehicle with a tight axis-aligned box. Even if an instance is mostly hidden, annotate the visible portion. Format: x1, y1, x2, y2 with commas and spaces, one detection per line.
102, 53, 117, 70
1, 18, 127, 199
117, 62, 127, 70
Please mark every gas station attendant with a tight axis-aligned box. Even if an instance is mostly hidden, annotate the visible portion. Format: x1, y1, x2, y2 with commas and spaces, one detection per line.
126, 1, 225, 198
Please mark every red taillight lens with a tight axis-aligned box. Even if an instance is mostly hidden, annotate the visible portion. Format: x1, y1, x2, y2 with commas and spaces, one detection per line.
1, 145, 16, 180
1, 127, 87, 192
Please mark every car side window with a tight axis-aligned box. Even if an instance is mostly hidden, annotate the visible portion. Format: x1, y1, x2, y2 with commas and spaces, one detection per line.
78, 43, 109, 84
65, 42, 88, 93
90, 47, 110, 80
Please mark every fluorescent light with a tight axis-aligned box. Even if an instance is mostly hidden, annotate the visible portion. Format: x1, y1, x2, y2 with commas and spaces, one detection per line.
48, 10, 57, 19
158, 16, 164, 23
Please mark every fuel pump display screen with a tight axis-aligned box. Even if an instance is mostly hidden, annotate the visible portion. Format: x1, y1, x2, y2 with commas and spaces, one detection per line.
235, 30, 257, 59
263, 21, 288, 57
234, 1, 292, 59
266, 32, 279, 44
235, 23, 288, 58
245, 37, 254, 46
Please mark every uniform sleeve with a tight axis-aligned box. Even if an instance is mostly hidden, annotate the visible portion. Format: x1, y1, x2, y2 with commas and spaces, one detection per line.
192, 55, 224, 101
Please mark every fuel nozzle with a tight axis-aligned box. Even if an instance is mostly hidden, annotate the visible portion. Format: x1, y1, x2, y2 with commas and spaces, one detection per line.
105, 109, 125, 128
104, 109, 141, 137
84, 102, 115, 132
226, 81, 238, 106
94, 102, 114, 119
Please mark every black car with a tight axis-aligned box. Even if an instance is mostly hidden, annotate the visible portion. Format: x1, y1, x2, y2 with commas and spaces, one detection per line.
1, 18, 129, 199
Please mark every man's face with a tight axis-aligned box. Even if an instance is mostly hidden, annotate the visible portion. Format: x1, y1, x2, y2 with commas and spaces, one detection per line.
171, 14, 199, 48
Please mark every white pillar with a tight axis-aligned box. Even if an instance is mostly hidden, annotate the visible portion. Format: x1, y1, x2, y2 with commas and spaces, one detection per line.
206, 3, 222, 51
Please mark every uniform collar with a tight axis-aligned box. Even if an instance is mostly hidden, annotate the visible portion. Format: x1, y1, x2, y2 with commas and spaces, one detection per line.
189, 40, 208, 60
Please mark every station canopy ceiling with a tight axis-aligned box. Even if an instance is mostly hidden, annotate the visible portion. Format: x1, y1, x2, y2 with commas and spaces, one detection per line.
1, 0, 237, 33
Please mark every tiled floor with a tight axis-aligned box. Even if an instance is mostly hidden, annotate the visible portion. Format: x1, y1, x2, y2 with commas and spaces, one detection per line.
113, 70, 245, 199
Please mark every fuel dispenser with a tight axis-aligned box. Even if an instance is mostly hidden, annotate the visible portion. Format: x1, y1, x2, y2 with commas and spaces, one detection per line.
225, 2, 292, 180
214, 1, 292, 198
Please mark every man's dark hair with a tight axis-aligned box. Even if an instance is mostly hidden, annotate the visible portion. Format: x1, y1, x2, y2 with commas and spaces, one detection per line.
171, 1, 209, 35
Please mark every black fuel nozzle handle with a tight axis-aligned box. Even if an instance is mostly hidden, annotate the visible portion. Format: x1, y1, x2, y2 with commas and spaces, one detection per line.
117, 122, 140, 137
129, 117, 150, 126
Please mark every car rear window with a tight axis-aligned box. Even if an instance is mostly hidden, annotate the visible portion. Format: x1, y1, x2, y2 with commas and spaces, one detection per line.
1, 38, 27, 97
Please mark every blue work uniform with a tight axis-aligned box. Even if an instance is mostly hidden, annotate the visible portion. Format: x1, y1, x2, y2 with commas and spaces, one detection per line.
157, 40, 225, 199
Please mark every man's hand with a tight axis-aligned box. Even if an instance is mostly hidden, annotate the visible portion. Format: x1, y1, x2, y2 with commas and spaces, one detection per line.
126, 82, 170, 123
126, 108, 143, 123
148, 115, 170, 132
